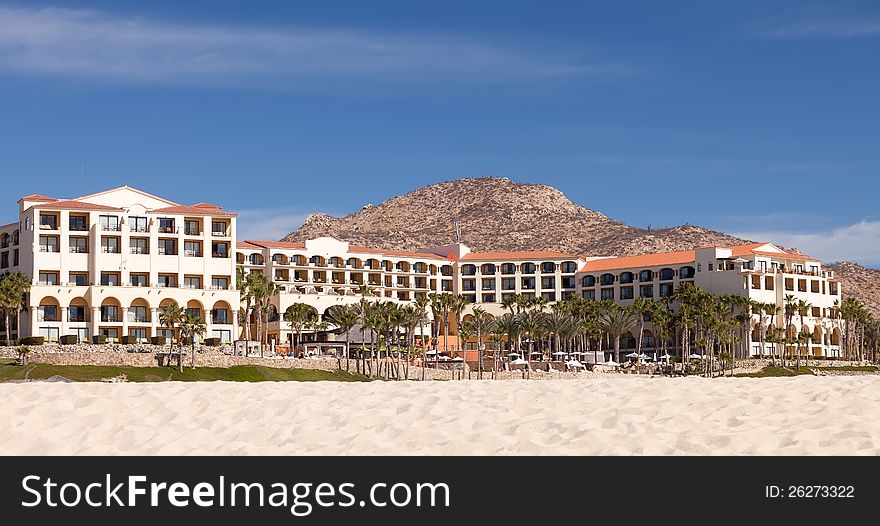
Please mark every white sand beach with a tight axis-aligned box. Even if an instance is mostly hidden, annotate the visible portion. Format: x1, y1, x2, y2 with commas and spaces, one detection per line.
2, 376, 879, 455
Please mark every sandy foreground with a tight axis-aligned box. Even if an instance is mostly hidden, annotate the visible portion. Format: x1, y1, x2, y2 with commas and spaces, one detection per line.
1, 376, 879, 455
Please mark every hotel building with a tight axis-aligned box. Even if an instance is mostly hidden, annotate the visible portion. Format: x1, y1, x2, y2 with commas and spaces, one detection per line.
3, 185, 843, 357
0, 187, 239, 343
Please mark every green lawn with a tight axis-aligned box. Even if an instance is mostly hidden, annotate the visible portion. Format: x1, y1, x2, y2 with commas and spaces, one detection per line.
0, 359, 370, 383
735, 366, 815, 378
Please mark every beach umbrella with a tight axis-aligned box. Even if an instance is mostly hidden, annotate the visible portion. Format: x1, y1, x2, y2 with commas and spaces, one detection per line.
511, 358, 529, 366
625, 352, 639, 359
689, 353, 702, 359
604, 360, 620, 367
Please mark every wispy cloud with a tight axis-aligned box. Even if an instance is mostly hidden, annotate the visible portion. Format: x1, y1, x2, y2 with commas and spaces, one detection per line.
733, 219, 880, 266
236, 207, 310, 242
749, 6, 880, 39
0, 6, 622, 87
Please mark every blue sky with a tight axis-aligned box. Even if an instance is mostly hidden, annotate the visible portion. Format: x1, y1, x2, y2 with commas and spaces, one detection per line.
1, 1, 879, 266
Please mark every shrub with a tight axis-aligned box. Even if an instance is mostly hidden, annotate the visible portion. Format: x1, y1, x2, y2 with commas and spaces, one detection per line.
0, 339, 19, 346
91, 335, 108, 344
20, 336, 45, 346
180, 337, 193, 346
59, 335, 79, 345
119, 335, 137, 345
151, 336, 167, 346
204, 337, 221, 347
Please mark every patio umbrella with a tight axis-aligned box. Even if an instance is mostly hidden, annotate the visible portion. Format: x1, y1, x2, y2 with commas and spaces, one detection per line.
625, 352, 640, 359
689, 353, 702, 359
604, 360, 620, 367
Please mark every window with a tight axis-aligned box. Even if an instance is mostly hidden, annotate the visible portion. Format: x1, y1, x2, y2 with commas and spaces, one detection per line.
99, 215, 120, 231
582, 275, 596, 287
184, 241, 202, 257
101, 306, 119, 322
765, 277, 774, 290
461, 264, 476, 276
158, 218, 176, 233
541, 262, 556, 273
68, 306, 87, 323
39, 235, 59, 253
561, 261, 578, 273
620, 287, 634, 300
211, 277, 229, 290
129, 216, 149, 233
562, 276, 576, 289
184, 220, 200, 236
482, 294, 496, 303
38, 272, 58, 285
212, 221, 227, 236
521, 263, 536, 274
69, 237, 88, 254
212, 242, 229, 258
639, 270, 653, 282
601, 273, 615, 286
158, 274, 177, 288
541, 277, 555, 289
12, 249, 17, 266
462, 279, 476, 291
212, 309, 229, 324
211, 329, 232, 343
130, 274, 148, 287
70, 272, 88, 286
708, 263, 714, 271
542, 292, 556, 301
680, 266, 696, 279
811, 281, 820, 293
601, 288, 614, 300
158, 239, 177, 255
659, 268, 675, 280
501, 278, 516, 291
185, 308, 201, 320
659, 283, 674, 297
0, 252, 7, 269
501, 263, 516, 275
101, 236, 120, 254
582, 290, 596, 300
798, 279, 807, 292
128, 306, 149, 323
69, 215, 88, 231
521, 277, 535, 290
38, 304, 58, 321
130, 238, 149, 254
38, 327, 60, 341
100, 273, 119, 286
785, 278, 794, 291
39, 214, 58, 230
640, 285, 654, 298
482, 278, 495, 290
184, 276, 202, 289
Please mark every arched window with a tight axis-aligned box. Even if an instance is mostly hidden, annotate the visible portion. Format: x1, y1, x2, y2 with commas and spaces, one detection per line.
561, 261, 578, 273
620, 272, 634, 284
639, 270, 653, 282
500, 263, 516, 275
600, 273, 615, 286
461, 264, 476, 276
541, 262, 556, 273
680, 266, 695, 279
481, 263, 496, 275
521, 262, 536, 274
582, 275, 596, 287
659, 268, 675, 281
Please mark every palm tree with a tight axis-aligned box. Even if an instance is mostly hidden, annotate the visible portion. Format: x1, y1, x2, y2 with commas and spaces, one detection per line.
284, 303, 317, 357
158, 302, 184, 366
236, 267, 260, 341
0, 272, 31, 345
631, 297, 657, 364
598, 306, 637, 364
469, 306, 492, 379
413, 296, 431, 380
326, 304, 360, 371
179, 312, 207, 370
783, 294, 798, 366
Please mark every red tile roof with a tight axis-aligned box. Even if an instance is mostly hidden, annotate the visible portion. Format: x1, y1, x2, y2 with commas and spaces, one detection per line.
150, 205, 237, 217
459, 250, 577, 261
192, 202, 222, 209
236, 241, 263, 250
33, 200, 123, 211
581, 250, 696, 272
19, 194, 57, 202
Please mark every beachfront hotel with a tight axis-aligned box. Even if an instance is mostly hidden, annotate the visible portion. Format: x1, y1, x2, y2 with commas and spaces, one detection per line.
0, 187, 239, 343
1, 185, 843, 357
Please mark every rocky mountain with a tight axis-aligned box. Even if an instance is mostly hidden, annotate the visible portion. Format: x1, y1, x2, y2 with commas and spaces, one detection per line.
284, 177, 746, 256
825, 262, 880, 316
282, 177, 877, 315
